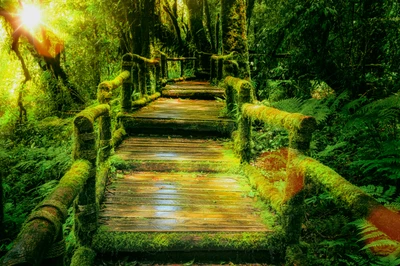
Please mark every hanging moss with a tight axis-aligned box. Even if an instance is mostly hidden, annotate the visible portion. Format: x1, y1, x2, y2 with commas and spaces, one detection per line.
70, 246, 96, 266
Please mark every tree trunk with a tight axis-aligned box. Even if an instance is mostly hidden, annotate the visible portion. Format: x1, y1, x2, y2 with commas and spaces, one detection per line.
204, 0, 216, 53
221, 0, 250, 79
186, 0, 211, 52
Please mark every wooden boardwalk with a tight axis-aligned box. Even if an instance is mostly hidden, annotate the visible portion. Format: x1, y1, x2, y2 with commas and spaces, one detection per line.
94, 81, 273, 254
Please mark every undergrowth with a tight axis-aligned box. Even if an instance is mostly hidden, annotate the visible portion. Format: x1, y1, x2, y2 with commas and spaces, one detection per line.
0, 117, 73, 254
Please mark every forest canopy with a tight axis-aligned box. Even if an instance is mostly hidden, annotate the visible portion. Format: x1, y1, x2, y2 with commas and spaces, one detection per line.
0, 0, 400, 265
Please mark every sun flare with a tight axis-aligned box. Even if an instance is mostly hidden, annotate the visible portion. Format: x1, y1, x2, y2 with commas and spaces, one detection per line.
20, 4, 42, 31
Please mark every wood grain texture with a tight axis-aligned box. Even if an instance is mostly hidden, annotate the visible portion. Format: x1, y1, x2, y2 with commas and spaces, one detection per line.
99, 171, 268, 232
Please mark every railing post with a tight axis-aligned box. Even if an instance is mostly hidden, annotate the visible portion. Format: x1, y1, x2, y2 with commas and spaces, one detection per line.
180, 60, 185, 78
217, 57, 223, 80
282, 119, 316, 263
97, 89, 112, 164
194, 51, 199, 75
139, 61, 147, 97
155, 63, 161, 91
210, 55, 216, 81
122, 54, 133, 112
237, 81, 253, 163
73, 106, 109, 247
161, 53, 168, 79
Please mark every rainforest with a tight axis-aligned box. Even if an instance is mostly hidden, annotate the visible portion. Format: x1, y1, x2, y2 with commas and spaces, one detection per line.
0, 0, 399, 265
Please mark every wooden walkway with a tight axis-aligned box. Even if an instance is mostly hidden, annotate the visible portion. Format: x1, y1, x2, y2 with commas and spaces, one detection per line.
94, 81, 273, 254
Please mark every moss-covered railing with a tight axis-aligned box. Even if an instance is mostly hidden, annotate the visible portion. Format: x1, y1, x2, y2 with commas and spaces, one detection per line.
1, 72, 130, 266
210, 52, 238, 82
224, 76, 400, 261
121, 53, 162, 112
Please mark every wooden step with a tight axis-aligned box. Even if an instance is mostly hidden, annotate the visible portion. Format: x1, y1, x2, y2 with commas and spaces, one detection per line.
114, 136, 239, 172
162, 81, 224, 99
96, 169, 278, 254
120, 98, 234, 136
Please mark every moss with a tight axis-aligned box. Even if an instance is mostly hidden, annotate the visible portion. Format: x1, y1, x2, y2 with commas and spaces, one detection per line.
291, 153, 379, 217
96, 162, 110, 204
74, 104, 110, 132
131, 92, 161, 108
97, 71, 130, 103
221, 0, 250, 79
242, 163, 284, 211
92, 228, 284, 253
70, 246, 96, 266
112, 127, 127, 148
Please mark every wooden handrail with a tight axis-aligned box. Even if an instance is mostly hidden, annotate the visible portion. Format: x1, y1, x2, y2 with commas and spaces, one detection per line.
2, 71, 131, 266
121, 53, 161, 112
2, 160, 91, 266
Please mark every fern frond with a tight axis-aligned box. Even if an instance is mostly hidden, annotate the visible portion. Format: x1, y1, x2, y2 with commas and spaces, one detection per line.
358, 231, 386, 242
270, 97, 304, 113
361, 239, 399, 251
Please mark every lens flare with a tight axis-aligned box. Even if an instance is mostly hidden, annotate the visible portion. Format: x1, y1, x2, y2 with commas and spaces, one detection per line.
20, 4, 42, 31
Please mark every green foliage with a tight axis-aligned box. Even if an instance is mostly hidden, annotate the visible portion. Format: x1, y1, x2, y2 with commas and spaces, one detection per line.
0, 118, 73, 250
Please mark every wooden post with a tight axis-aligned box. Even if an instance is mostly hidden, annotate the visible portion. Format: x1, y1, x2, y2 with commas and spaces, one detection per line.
237, 81, 252, 163
217, 57, 223, 80
122, 54, 133, 112
180, 60, 185, 78
194, 51, 199, 75
73, 105, 109, 247
161, 53, 168, 78
139, 62, 147, 97
155, 63, 161, 91
210, 56, 216, 81
97, 90, 112, 164
283, 119, 316, 264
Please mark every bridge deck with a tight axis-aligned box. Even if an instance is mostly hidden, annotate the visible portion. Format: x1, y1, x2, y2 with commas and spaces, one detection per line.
161, 80, 225, 99
100, 136, 268, 232
94, 81, 274, 254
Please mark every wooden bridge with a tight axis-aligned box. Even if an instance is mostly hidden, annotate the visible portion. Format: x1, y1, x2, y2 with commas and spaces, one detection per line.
2, 53, 400, 266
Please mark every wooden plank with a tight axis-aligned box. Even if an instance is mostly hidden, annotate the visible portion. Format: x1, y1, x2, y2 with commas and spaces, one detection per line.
99, 210, 261, 220
97, 226, 270, 232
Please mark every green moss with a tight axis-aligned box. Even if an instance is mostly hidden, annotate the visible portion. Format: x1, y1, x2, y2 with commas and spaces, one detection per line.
74, 104, 110, 131
97, 71, 130, 103
70, 246, 96, 266
96, 162, 110, 204
132, 92, 161, 108
292, 154, 380, 218
112, 127, 127, 148
92, 228, 284, 253
242, 163, 284, 211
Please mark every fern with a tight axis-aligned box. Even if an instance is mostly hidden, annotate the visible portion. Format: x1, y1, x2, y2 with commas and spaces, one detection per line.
359, 185, 396, 204
270, 97, 331, 125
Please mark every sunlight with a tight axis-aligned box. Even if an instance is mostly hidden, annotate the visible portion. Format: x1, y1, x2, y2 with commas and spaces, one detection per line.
20, 4, 42, 31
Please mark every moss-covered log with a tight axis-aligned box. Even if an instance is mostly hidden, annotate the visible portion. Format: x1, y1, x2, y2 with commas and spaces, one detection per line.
2, 160, 91, 266
242, 164, 284, 210
242, 103, 316, 153
73, 105, 109, 247
70, 246, 96, 266
131, 92, 161, 108
221, 0, 250, 79
97, 71, 130, 104
293, 153, 400, 243
112, 126, 127, 148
